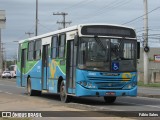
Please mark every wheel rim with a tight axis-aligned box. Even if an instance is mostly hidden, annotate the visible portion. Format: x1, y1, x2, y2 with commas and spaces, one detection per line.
27, 78, 31, 94
60, 82, 66, 101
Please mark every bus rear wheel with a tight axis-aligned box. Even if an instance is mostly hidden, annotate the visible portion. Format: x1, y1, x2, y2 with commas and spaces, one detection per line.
104, 96, 116, 103
60, 80, 71, 103
27, 77, 41, 96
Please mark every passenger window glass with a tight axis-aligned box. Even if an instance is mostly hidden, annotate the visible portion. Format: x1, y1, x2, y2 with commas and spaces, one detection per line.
51, 36, 58, 59
28, 41, 34, 60
58, 34, 66, 58
123, 43, 135, 59
18, 44, 21, 62
35, 40, 41, 60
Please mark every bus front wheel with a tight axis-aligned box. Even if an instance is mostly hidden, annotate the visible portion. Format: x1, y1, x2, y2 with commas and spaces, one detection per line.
27, 77, 41, 96
104, 96, 116, 103
60, 80, 71, 103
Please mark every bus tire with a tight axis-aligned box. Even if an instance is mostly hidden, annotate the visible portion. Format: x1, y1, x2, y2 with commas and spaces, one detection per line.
27, 77, 41, 96
104, 96, 116, 103
60, 80, 71, 103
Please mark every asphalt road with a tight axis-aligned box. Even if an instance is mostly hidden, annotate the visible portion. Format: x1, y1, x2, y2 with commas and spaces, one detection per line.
0, 78, 160, 119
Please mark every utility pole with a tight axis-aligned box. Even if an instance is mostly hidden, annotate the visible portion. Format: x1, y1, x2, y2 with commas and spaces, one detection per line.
53, 12, 72, 29
35, 0, 38, 36
0, 30, 2, 73
0, 29, 1, 72
0, 10, 6, 74
143, 0, 149, 84
1, 43, 5, 70
25, 32, 34, 38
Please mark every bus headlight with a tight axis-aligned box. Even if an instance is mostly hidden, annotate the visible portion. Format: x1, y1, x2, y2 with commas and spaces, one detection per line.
78, 81, 97, 89
122, 82, 137, 90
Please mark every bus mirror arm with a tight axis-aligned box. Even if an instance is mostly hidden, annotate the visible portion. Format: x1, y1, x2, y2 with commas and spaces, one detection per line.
74, 35, 79, 46
137, 42, 140, 59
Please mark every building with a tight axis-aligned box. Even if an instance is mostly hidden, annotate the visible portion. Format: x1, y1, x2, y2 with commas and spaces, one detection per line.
138, 47, 160, 82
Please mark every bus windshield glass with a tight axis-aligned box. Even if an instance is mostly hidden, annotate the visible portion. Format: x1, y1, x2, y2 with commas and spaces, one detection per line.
78, 37, 137, 72
78, 37, 110, 71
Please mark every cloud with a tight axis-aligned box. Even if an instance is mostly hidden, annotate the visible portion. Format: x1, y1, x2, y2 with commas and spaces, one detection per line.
0, 0, 160, 58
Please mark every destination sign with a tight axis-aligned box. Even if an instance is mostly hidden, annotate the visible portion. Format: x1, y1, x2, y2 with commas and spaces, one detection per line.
81, 25, 136, 38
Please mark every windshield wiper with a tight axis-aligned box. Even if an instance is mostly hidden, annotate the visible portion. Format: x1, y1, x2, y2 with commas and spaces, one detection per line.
94, 36, 106, 51
94, 36, 109, 61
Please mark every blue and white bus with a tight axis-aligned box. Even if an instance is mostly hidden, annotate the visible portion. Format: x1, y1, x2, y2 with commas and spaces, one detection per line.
16, 24, 140, 103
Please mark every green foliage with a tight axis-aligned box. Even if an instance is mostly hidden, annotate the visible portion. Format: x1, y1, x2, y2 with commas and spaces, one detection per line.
148, 57, 154, 61
2, 60, 16, 70
6, 61, 15, 67
138, 81, 160, 87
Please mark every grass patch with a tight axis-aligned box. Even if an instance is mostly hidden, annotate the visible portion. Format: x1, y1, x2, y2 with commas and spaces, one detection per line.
138, 81, 160, 87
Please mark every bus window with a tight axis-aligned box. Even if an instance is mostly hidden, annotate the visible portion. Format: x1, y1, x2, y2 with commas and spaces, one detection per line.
123, 43, 134, 59
51, 36, 58, 59
58, 34, 66, 58
17, 44, 21, 62
34, 39, 41, 60
28, 41, 34, 60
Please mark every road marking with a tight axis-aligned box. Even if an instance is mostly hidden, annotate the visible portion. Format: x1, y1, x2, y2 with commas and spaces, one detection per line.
0, 90, 13, 95
0, 79, 16, 82
0, 83, 17, 88
0, 89, 28, 98
5, 92, 13, 95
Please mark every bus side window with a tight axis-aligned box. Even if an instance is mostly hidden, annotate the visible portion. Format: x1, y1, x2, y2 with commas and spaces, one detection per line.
58, 34, 66, 58
18, 44, 21, 62
51, 35, 58, 59
28, 41, 34, 61
34, 39, 42, 60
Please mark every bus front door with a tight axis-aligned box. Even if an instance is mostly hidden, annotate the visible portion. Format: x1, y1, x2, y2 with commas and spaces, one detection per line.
66, 40, 76, 94
20, 49, 27, 87
42, 45, 49, 90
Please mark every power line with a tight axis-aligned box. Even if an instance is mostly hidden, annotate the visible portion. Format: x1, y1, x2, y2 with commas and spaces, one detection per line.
25, 32, 34, 38
16, 24, 35, 40
51, 0, 94, 25
122, 6, 160, 25
38, 22, 53, 32
73, 0, 132, 23
53, 12, 72, 29
90, 0, 131, 16
61, 0, 92, 11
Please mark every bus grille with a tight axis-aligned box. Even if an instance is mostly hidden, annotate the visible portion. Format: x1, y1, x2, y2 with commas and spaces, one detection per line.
88, 77, 130, 81
87, 76, 131, 90
95, 82, 126, 89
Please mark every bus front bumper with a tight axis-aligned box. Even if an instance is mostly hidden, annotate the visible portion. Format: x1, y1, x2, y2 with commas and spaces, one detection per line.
76, 84, 137, 97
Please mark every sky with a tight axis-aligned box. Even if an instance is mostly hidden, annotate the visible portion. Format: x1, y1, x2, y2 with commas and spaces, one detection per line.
0, 0, 160, 59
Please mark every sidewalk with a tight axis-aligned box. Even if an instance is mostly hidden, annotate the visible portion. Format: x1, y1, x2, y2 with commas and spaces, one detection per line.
138, 86, 160, 98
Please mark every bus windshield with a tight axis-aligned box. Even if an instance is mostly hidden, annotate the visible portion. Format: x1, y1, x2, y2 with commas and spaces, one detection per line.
78, 37, 110, 71
78, 37, 137, 72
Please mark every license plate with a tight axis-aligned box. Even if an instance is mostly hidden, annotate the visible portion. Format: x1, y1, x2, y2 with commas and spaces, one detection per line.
106, 92, 115, 96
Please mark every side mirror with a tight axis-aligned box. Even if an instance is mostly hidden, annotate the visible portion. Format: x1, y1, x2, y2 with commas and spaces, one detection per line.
74, 35, 79, 46
137, 42, 140, 59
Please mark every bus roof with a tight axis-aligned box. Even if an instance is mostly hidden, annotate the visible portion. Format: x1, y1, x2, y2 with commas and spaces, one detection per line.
18, 23, 135, 43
